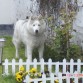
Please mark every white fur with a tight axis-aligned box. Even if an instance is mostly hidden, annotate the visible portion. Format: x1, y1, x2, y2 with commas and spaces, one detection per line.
12, 16, 46, 61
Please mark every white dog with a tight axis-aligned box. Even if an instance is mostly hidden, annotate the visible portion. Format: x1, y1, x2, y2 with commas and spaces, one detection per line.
12, 15, 46, 61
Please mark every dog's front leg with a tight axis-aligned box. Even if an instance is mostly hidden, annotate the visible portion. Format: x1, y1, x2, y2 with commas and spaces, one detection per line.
38, 45, 44, 60
26, 46, 33, 62
16, 47, 19, 58
13, 42, 19, 58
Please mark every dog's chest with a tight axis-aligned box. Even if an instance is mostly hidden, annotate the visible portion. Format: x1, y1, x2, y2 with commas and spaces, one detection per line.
27, 35, 45, 47
32, 36, 43, 47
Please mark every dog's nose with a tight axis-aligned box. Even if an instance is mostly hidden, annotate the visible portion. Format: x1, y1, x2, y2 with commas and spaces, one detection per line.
35, 30, 38, 33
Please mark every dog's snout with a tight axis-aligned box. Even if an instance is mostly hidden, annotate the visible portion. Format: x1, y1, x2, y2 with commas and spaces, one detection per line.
35, 30, 38, 33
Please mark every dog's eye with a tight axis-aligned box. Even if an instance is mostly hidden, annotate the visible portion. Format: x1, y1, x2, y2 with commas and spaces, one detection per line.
33, 24, 35, 26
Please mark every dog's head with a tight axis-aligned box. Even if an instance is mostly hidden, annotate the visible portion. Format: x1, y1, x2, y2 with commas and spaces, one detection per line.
27, 15, 46, 36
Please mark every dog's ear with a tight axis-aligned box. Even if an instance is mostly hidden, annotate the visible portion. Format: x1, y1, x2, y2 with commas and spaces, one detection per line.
29, 15, 44, 21
38, 14, 43, 20
31, 16, 35, 20
27, 16, 32, 24
30, 16, 37, 21
28, 16, 35, 21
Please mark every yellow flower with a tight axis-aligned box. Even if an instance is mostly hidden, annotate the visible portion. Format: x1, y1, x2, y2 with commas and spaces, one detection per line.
16, 72, 20, 76
30, 68, 37, 73
16, 74, 23, 82
16, 72, 23, 77
55, 79, 59, 83
20, 66, 25, 72
15, 66, 29, 82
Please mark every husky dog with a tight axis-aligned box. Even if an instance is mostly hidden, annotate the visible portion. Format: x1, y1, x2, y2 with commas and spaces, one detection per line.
12, 15, 46, 61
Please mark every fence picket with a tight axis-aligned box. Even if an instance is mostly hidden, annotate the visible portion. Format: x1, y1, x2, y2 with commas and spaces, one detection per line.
4, 59, 8, 75
48, 59, 52, 73
19, 59, 23, 69
24, 75, 29, 83
12, 59, 15, 75
26, 59, 30, 71
58, 72, 62, 83
70, 59, 74, 74
40, 58, 44, 73
33, 58, 37, 69
74, 71, 78, 83
42, 74, 46, 83
63, 59, 66, 73
66, 71, 70, 83
56, 62, 59, 75
77, 59, 81, 73
50, 73, 54, 83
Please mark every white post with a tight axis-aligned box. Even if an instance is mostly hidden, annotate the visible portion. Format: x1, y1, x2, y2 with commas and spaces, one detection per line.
74, 71, 78, 83
56, 62, 59, 75
24, 75, 30, 83
26, 59, 30, 71
40, 58, 44, 73
4, 59, 9, 75
33, 58, 37, 69
50, 73, 54, 83
77, 59, 81, 73
19, 59, 23, 71
63, 59, 66, 73
58, 72, 62, 83
66, 71, 70, 83
70, 59, 74, 74
42, 73, 46, 83
48, 59, 52, 73
12, 59, 15, 75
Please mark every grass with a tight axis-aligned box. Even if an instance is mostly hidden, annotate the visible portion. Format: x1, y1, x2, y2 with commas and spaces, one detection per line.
2, 36, 15, 60
2, 36, 26, 60
0, 36, 25, 83
0, 75, 16, 83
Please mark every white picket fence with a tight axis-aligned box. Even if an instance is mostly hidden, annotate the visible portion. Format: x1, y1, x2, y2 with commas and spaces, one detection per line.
24, 71, 83, 83
2, 58, 83, 83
